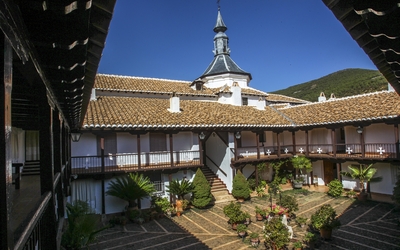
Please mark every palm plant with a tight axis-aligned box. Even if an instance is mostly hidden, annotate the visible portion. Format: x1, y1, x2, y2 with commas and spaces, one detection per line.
106, 173, 156, 209
340, 164, 382, 193
166, 179, 194, 200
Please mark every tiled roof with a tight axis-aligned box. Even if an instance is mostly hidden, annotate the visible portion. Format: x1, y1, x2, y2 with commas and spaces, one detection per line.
95, 74, 216, 97
83, 96, 292, 129
278, 91, 400, 126
266, 93, 309, 104
210, 85, 268, 97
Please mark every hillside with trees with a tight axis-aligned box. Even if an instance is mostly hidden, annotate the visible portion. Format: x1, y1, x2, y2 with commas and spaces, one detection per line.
271, 68, 388, 102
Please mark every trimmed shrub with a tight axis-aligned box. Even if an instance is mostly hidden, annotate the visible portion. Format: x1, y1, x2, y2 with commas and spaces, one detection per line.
327, 179, 343, 198
232, 170, 251, 199
192, 168, 213, 208
277, 195, 298, 214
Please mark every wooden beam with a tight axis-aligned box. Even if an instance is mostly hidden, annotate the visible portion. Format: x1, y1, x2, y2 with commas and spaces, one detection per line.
0, 35, 14, 250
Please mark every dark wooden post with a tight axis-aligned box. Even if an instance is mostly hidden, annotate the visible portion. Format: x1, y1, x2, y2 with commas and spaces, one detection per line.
395, 124, 399, 159
198, 133, 204, 165
53, 109, 64, 217
331, 129, 336, 157
256, 133, 260, 159
234, 133, 239, 161
276, 132, 281, 157
39, 86, 57, 249
169, 133, 174, 168
0, 36, 14, 250
360, 129, 365, 157
336, 163, 342, 182
305, 130, 309, 157
137, 134, 141, 169
100, 137, 105, 214
292, 131, 296, 154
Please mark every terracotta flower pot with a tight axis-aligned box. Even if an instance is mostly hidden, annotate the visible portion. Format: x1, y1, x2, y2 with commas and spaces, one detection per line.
320, 228, 332, 240
256, 213, 263, 221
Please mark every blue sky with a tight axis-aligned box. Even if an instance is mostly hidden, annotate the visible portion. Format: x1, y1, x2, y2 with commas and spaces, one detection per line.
98, 1, 377, 92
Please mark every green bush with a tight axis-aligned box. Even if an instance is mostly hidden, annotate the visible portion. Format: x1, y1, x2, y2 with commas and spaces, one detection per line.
311, 204, 341, 230
327, 179, 343, 198
277, 195, 298, 214
166, 179, 194, 200
192, 168, 213, 208
263, 217, 290, 249
248, 178, 257, 191
223, 201, 247, 224
232, 170, 251, 199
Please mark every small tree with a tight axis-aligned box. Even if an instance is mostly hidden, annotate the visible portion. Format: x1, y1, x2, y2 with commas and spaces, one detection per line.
291, 155, 312, 178
192, 168, 213, 208
263, 216, 290, 249
232, 170, 251, 200
340, 164, 382, 193
166, 179, 194, 200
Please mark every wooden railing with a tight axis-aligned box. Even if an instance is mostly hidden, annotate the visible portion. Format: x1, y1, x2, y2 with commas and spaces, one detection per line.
71, 150, 202, 174
233, 143, 399, 162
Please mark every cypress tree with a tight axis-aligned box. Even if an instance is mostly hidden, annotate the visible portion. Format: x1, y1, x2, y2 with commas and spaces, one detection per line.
232, 170, 251, 199
192, 168, 213, 208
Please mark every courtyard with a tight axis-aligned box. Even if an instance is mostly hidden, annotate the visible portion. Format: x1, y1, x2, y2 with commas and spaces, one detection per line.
89, 190, 400, 250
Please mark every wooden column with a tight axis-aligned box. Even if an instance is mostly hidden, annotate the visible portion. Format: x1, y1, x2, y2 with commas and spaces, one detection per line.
305, 130, 309, 157
137, 134, 141, 169
292, 131, 296, 154
331, 129, 336, 157
276, 132, 281, 157
53, 109, 64, 217
360, 130, 365, 157
395, 124, 399, 159
169, 133, 174, 168
234, 133, 239, 161
336, 163, 342, 182
39, 85, 57, 249
100, 137, 105, 214
198, 134, 204, 165
0, 36, 14, 250
256, 133, 260, 159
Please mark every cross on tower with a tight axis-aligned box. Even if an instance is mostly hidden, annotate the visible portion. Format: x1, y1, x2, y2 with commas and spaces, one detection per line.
377, 147, 385, 155
317, 148, 323, 154
346, 147, 353, 154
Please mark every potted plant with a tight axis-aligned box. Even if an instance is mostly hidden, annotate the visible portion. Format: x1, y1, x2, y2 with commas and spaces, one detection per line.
304, 232, 317, 249
154, 197, 172, 216
249, 232, 260, 247
256, 185, 266, 197
244, 212, 251, 225
327, 179, 343, 198
346, 189, 357, 199
106, 173, 156, 210
232, 170, 251, 201
263, 216, 290, 250
236, 223, 247, 238
292, 176, 305, 189
340, 164, 382, 201
293, 241, 303, 250
295, 216, 307, 228
291, 155, 312, 188
166, 179, 194, 216
223, 201, 247, 230
265, 204, 288, 217
311, 204, 341, 240
255, 206, 265, 221
192, 168, 213, 208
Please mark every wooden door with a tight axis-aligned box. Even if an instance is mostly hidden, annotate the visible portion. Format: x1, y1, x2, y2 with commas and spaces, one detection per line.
323, 161, 335, 185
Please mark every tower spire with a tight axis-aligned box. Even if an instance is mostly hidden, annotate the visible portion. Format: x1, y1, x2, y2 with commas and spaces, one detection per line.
213, 9, 229, 55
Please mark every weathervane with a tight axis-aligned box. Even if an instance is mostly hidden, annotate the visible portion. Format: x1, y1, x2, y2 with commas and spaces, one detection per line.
217, 0, 220, 10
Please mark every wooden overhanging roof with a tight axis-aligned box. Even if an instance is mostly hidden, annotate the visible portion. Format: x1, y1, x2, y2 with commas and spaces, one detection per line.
323, 0, 400, 95
0, 0, 116, 130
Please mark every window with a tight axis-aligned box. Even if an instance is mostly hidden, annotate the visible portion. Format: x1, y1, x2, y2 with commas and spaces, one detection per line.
242, 97, 248, 106
150, 133, 167, 152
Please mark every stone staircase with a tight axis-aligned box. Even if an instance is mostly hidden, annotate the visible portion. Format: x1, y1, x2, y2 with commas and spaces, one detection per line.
200, 166, 235, 204
22, 161, 40, 176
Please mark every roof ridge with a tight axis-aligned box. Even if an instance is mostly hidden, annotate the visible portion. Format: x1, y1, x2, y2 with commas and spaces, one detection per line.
267, 93, 309, 102
97, 73, 191, 84
269, 106, 297, 126
280, 90, 390, 109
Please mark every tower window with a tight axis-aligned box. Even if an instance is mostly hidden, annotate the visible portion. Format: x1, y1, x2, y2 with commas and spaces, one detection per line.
242, 97, 248, 106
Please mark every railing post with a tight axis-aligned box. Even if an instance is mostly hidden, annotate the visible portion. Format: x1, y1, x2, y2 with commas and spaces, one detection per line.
256, 133, 260, 159
137, 134, 141, 169
169, 133, 174, 168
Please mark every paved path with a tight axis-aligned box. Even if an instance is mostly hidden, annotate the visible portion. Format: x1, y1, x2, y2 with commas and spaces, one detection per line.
89, 192, 400, 249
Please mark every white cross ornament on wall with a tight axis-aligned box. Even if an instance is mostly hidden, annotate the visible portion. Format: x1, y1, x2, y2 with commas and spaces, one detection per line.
346, 147, 353, 154
317, 148, 322, 154
266, 149, 271, 156
377, 147, 385, 155
284, 148, 289, 154
299, 148, 304, 154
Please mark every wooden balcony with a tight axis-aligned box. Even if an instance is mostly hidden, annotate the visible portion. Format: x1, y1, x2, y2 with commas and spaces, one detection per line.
71, 150, 203, 175
233, 143, 400, 163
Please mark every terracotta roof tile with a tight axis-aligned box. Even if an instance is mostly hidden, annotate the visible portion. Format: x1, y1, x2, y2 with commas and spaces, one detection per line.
95, 74, 216, 96
83, 97, 292, 129
278, 91, 400, 126
266, 93, 309, 104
